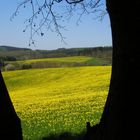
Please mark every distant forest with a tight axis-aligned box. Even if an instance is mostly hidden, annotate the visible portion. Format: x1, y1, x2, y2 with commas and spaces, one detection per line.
0, 45, 112, 60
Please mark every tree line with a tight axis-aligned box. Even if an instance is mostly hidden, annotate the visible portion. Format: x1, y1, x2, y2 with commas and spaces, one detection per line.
0, 45, 112, 60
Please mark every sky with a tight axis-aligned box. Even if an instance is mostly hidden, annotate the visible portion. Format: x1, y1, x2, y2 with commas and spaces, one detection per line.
0, 0, 112, 50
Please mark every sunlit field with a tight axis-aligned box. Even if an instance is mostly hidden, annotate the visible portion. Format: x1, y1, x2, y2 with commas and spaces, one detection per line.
22, 56, 92, 63
3, 66, 111, 140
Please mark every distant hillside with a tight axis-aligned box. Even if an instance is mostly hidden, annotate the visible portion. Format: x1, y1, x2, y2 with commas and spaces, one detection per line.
0, 45, 112, 61
0, 46, 36, 60
0, 46, 112, 70
0, 45, 31, 51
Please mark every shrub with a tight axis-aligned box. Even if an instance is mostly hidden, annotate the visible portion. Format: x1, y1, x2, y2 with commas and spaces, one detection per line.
21, 64, 32, 69
5, 64, 15, 71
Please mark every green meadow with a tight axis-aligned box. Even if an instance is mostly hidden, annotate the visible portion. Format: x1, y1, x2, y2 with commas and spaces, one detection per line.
3, 66, 111, 139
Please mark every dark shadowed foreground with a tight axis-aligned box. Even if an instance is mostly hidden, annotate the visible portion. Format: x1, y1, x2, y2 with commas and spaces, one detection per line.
42, 122, 99, 140
42, 132, 84, 140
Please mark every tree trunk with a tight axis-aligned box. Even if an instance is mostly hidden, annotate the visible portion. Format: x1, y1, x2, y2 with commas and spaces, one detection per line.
98, 0, 140, 139
0, 70, 23, 139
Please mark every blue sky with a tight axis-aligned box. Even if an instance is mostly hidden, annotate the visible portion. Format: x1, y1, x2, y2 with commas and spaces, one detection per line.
0, 0, 112, 50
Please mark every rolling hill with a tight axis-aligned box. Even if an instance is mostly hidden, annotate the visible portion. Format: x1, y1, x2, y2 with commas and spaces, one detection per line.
0, 45, 112, 61
0, 46, 112, 70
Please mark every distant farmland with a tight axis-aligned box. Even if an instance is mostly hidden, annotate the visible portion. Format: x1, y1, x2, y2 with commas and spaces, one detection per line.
4, 56, 111, 71
3, 66, 111, 139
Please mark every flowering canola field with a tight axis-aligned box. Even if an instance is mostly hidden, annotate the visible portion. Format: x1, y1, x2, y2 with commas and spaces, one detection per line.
3, 66, 111, 140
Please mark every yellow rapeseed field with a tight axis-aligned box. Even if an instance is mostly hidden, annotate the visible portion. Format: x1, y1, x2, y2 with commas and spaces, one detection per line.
3, 66, 111, 140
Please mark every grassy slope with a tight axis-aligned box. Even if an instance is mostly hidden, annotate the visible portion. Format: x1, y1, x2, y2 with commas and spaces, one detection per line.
3, 66, 111, 140
23, 56, 92, 63
6, 56, 110, 70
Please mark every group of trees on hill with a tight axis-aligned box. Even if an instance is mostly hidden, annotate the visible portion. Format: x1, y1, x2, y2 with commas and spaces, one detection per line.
42, 47, 112, 58
0, 46, 112, 60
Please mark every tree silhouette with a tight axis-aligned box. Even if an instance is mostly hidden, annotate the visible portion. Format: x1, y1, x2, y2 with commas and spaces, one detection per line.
98, 0, 140, 139
1, 0, 140, 139
0, 71, 23, 139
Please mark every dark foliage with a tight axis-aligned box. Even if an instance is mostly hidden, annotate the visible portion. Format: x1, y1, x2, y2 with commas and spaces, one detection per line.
0, 45, 112, 60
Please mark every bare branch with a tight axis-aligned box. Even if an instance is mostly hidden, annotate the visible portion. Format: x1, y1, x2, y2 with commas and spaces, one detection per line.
12, 0, 104, 46
65, 0, 84, 4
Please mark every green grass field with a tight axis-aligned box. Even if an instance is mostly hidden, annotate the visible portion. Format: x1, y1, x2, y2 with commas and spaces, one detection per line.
3, 66, 111, 140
